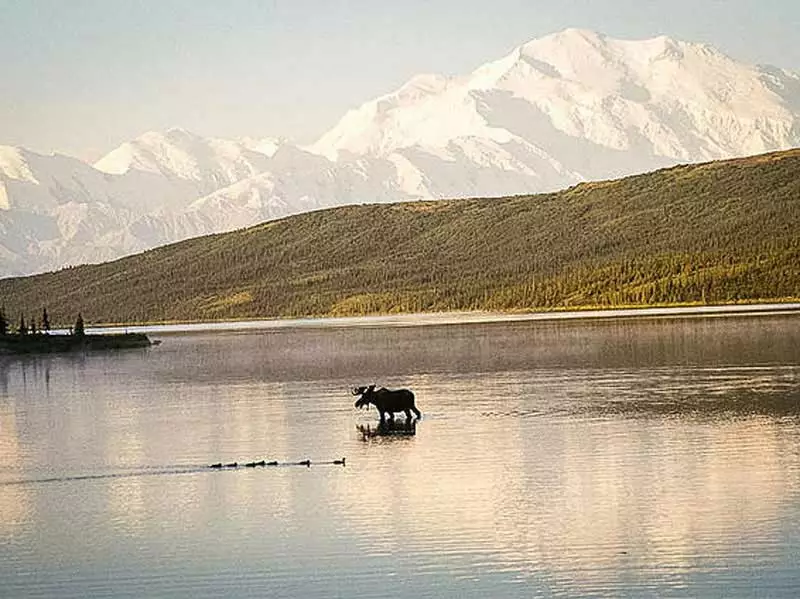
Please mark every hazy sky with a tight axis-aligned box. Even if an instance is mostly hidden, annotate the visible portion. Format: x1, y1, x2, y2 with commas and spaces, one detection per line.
2, 0, 798, 161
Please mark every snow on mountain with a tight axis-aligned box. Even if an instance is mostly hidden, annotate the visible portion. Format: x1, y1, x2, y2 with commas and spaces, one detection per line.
184, 145, 425, 232
0, 131, 301, 275
311, 28, 800, 181
0, 145, 213, 275
238, 136, 284, 158
2, 29, 800, 277
94, 128, 279, 194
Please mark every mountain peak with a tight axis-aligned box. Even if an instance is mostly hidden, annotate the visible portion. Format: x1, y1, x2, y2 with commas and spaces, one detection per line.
515, 29, 702, 68
4, 30, 800, 277
165, 126, 192, 135
134, 127, 201, 146
519, 28, 610, 55
0, 145, 37, 184
313, 28, 800, 164
548, 27, 606, 43
93, 129, 276, 186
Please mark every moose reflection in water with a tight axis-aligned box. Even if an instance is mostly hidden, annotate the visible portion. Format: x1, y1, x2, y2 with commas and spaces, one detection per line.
358, 419, 417, 441
352, 385, 422, 422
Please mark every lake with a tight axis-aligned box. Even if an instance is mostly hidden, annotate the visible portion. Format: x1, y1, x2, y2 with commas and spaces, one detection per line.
1, 312, 799, 597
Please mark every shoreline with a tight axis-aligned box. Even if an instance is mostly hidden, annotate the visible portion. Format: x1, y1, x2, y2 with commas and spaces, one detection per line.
0, 332, 153, 355
84, 302, 800, 336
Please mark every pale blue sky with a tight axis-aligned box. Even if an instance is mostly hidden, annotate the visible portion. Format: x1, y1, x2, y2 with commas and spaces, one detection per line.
1, 0, 798, 160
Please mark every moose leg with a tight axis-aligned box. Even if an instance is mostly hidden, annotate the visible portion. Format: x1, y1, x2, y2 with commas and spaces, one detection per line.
411, 406, 421, 419
404, 409, 412, 420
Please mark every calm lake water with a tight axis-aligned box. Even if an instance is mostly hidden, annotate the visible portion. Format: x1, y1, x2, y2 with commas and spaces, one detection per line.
1, 313, 799, 598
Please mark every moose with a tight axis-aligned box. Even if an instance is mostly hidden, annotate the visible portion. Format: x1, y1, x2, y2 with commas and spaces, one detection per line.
352, 385, 421, 422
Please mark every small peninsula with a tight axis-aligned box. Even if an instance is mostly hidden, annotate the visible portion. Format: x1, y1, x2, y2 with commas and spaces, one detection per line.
0, 332, 154, 355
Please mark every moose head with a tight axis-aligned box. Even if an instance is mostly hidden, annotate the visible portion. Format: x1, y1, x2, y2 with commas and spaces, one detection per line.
352, 385, 376, 409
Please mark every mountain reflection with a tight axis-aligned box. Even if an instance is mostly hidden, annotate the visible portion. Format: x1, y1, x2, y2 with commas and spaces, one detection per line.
0, 407, 31, 536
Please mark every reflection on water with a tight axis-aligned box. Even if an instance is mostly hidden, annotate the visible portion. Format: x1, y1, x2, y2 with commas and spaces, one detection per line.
357, 419, 418, 441
0, 314, 799, 597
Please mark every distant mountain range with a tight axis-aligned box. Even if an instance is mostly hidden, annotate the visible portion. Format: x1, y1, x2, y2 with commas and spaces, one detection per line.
1, 29, 799, 276
1, 148, 797, 325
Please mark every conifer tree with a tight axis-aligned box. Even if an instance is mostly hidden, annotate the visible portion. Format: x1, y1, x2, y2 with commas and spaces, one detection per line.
42, 308, 50, 333
0, 307, 7, 336
74, 313, 85, 338
18, 314, 27, 336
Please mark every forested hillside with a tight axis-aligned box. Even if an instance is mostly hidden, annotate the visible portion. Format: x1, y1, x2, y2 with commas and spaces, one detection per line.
1, 149, 798, 327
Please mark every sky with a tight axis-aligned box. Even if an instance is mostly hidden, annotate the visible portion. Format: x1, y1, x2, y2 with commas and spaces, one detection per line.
1, 0, 799, 161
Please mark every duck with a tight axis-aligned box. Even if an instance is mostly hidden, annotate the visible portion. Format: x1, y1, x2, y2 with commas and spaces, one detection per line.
333, 458, 346, 466
209, 463, 223, 469
266, 460, 279, 466
298, 459, 311, 467
225, 462, 238, 468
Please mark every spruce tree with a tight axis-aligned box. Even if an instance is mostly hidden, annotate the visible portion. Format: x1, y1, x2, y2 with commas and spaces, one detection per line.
0, 307, 7, 336
42, 308, 50, 333
74, 313, 85, 338
18, 314, 27, 336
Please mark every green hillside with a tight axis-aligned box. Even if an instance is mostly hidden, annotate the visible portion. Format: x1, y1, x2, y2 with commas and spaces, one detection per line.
1, 149, 799, 327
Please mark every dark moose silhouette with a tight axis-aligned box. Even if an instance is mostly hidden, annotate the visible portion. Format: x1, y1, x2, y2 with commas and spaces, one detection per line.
353, 384, 421, 422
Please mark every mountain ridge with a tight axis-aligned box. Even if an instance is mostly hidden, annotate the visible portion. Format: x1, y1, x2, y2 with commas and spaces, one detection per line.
313, 28, 799, 160
0, 148, 797, 326
2, 29, 799, 277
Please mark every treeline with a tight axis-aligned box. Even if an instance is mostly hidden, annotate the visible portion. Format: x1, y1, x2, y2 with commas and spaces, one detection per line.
0, 149, 798, 326
0, 307, 85, 336
0, 307, 52, 336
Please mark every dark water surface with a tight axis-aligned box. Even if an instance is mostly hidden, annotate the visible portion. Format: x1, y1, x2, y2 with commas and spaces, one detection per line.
1, 314, 799, 597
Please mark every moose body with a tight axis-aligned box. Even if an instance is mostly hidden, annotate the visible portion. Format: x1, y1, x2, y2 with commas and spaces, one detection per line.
353, 385, 421, 422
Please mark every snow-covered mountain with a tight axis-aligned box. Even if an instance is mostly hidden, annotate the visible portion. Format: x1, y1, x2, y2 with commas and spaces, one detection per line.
93, 128, 281, 194
0, 131, 285, 275
312, 29, 799, 178
0, 144, 210, 274
2, 29, 799, 276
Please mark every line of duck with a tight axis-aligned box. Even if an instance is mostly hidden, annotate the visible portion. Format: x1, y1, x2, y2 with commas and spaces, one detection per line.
208, 458, 345, 469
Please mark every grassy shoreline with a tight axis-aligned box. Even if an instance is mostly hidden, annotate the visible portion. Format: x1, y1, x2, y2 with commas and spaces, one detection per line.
83, 301, 800, 334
